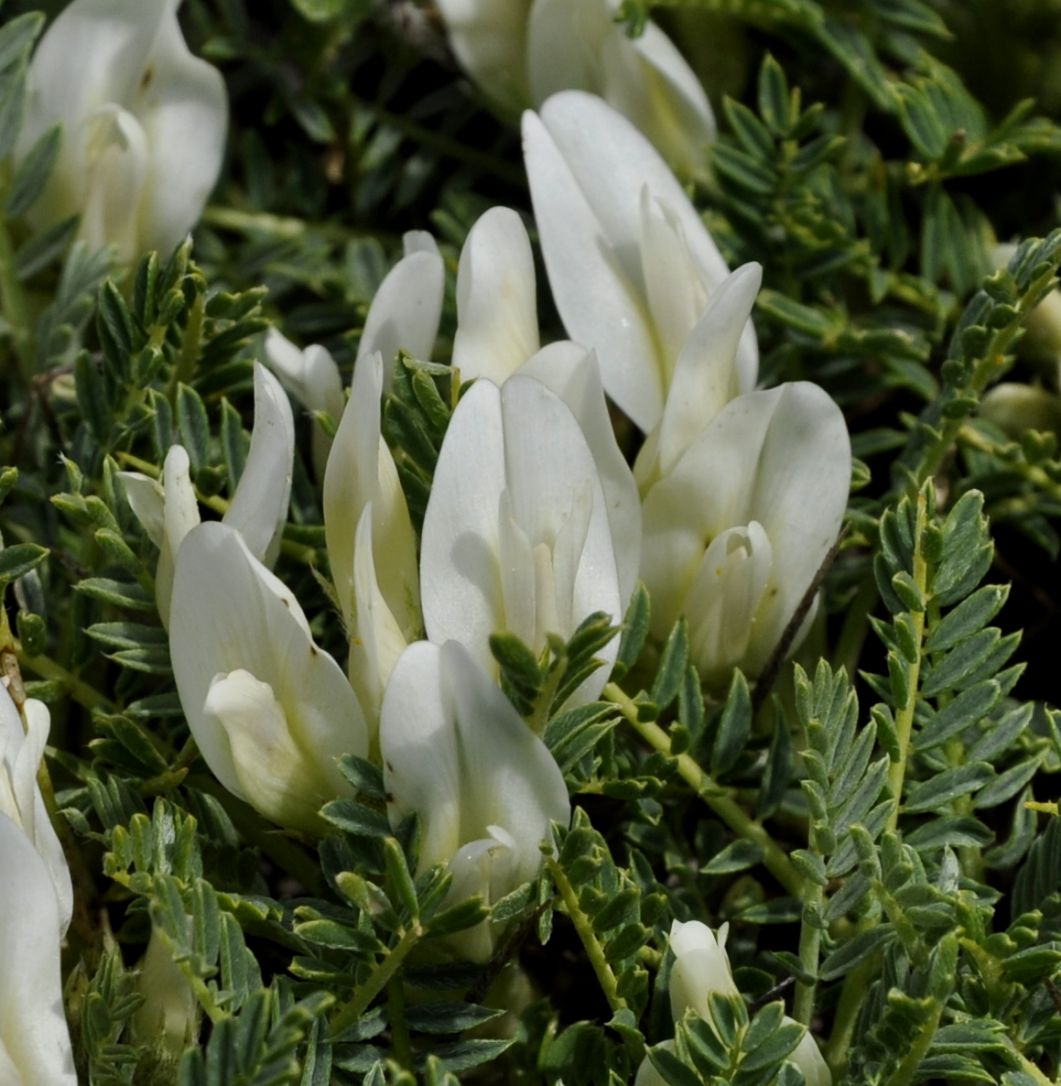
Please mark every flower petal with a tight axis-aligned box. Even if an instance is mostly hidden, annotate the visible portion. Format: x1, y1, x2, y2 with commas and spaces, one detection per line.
641, 384, 849, 673
323, 352, 420, 635
358, 242, 445, 383
131, 3, 227, 255
638, 187, 710, 377
526, 0, 606, 102
77, 106, 151, 260
120, 470, 166, 548
501, 376, 622, 695
668, 919, 740, 1022
263, 328, 344, 422
0, 812, 76, 1084
22, 0, 226, 259
23, 0, 179, 136
787, 1021, 833, 1086
522, 104, 662, 430
518, 343, 642, 605
263, 329, 345, 477
743, 383, 850, 651
603, 9, 716, 177
348, 504, 409, 729
156, 443, 200, 629
0, 690, 72, 935
643, 261, 761, 485
536, 90, 729, 300
169, 522, 367, 821
453, 207, 540, 385
223, 363, 295, 568
420, 380, 507, 674
434, 0, 531, 112
380, 639, 569, 957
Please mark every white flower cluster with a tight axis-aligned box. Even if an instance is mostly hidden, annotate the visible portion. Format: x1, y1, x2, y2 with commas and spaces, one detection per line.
8, 0, 847, 1070
114, 93, 850, 982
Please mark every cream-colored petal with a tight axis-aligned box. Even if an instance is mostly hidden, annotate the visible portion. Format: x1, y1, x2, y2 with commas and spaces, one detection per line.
223, 363, 295, 567
453, 207, 540, 384
156, 444, 200, 629
132, 2, 227, 256
169, 522, 366, 824
323, 352, 419, 633
348, 505, 409, 730
518, 344, 642, 605
435, 0, 532, 112
380, 639, 569, 912
359, 247, 445, 384
0, 813, 76, 1084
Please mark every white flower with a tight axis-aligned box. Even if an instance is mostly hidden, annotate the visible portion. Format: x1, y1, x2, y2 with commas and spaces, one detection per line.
0, 683, 72, 935
436, 0, 715, 176
640, 383, 850, 686
633, 262, 762, 491
637, 920, 831, 1086
358, 231, 445, 387
262, 328, 345, 478
0, 812, 76, 1084
350, 206, 643, 640
667, 920, 740, 1021
523, 91, 757, 433
452, 207, 541, 386
452, 206, 642, 601
420, 375, 626, 705
380, 640, 570, 961
169, 521, 368, 832
322, 351, 420, 724
18, 0, 227, 263
121, 363, 295, 627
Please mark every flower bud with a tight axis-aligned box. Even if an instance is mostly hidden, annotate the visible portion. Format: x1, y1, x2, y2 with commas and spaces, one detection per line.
132, 925, 199, 1059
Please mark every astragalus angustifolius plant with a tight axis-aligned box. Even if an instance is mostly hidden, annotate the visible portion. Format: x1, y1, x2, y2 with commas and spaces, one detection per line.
0, 0, 1058, 1083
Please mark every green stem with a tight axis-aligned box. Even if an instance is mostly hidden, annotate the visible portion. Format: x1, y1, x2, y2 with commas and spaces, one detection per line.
604, 683, 804, 898
885, 486, 928, 834
328, 922, 423, 1039
351, 96, 525, 187
959, 423, 1061, 503
793, 882, 823, 1025
387, 973, 412, 1068
547, 854, 627, 1015
17, 645, 114, 712
169, 291, 205, 399
0, 210, 34, 381
824, 956, 877, 1074
1011, 1049, 1057, 1086
139, 736, 198, 797
900, 287, 1049, 497
201, 206, 381, 243
880, 993, 946, 1086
